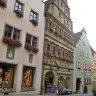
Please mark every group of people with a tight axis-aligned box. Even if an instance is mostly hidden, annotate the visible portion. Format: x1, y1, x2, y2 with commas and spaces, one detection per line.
50, 82, 63, 95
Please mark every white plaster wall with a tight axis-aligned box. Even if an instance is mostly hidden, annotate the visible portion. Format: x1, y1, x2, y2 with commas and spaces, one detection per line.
0, 0, 45, 94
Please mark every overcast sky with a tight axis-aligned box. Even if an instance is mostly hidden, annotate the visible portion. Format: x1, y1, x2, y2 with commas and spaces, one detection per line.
68, 0, 96, 51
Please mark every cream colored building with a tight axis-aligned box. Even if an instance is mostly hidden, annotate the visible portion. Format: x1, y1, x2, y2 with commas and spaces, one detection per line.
42, 0, 74, 93
91, 48, 96, 91
0, 0, 45, 94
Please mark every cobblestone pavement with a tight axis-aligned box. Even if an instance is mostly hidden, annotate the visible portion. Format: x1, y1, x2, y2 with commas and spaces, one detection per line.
0, 93, 93, 96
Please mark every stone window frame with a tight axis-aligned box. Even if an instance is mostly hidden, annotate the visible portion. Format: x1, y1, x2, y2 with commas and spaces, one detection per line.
4, 24, 21, 41
14, 0, 24, 17
25, 33, 38, 47
29, 9, 38, 21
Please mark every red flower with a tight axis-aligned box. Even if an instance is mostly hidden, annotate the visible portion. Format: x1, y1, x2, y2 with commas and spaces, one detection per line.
3, 36, 22, 47
3, 37, 14, 45
32, 46, 39, 53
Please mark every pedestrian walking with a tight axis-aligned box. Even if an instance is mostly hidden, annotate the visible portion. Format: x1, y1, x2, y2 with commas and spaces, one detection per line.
57, 82, 63, 95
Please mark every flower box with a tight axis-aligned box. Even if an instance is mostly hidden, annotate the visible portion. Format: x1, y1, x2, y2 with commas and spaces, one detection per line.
32, 46, 39, 53
25, 44, 32, 51
30, 19, 38, 26
25, 44, 39, 53
14, 10, 23, 17
3, 37, 14, 46
13, 40, 22, 47
0, 0, 7, 8
3, 37, 22, 47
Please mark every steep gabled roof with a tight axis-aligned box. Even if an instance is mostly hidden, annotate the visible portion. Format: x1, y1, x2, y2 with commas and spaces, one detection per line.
74, 32, 82, 45
74, 28, 87, 45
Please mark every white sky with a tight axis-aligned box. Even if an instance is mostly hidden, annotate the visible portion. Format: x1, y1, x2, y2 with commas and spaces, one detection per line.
68, 0, 96, 51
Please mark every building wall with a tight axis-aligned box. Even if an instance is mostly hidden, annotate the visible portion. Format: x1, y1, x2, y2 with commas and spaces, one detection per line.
92, 52, 96, 91
42, 0, 74, 93
0, 0, 45, 94
73, 30, 92, 93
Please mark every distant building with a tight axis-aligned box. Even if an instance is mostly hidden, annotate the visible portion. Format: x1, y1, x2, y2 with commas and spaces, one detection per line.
0, 0, 45, 94
42, 0, 74, 93
73, 28, 92, 93
91, 47, 96, 91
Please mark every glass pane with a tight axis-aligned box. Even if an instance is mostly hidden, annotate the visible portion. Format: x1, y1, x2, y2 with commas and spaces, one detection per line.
29, 16, 33, 20
15, 2, 19, 7
19, 5, 22, 9
14, 6, 18, 10
30, 12, 33, 16
26, 34, 32, 44
32, 36, 37, 47
13, 28, 20, 41
4, 25, 12, 37
22, 67, 33, 88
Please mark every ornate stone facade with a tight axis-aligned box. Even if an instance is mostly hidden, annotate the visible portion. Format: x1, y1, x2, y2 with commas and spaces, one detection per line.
42, 0, 74, 93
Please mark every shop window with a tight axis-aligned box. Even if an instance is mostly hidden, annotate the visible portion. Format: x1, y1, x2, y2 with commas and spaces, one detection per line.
0, 64, 15, 90
22, 66, 35, 90
14, 1, 24, 17
29, 10, 38, 26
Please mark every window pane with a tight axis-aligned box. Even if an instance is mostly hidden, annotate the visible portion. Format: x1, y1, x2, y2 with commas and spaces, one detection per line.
15, 1, 23, 11
15, 6, 18, 10
29, 10, 38, 21
26, 34, 31, 44
32, 36, 37, 47
15, 2, 19, 7
4, 25, 12, 37
47, 44, 50, 51
13, 29, 20, 41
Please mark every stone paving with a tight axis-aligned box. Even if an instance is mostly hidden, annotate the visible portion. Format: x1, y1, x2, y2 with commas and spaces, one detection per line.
0, 93, 93, 96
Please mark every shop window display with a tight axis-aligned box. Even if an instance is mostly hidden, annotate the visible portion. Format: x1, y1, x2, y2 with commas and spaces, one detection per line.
0, 64, 15, 91
22, 66, 34, 91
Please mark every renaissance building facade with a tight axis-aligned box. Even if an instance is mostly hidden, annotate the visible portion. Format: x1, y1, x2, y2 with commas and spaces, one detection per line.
0, 0, 45, 94
42, 0, 74, 93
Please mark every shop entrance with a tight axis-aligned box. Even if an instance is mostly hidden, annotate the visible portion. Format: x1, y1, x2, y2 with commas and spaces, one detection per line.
76, 78, 81, 92
45, 71, 54, 93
